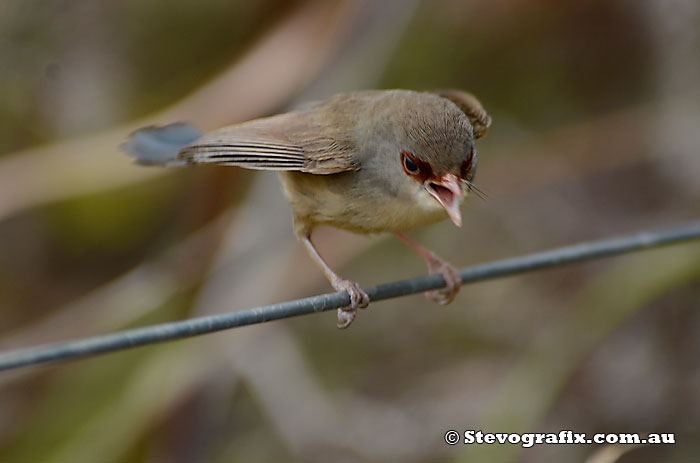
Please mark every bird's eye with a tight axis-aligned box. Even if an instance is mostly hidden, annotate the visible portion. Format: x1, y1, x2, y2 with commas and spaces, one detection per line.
404, 156, 418, 172
401, 152, 419, 174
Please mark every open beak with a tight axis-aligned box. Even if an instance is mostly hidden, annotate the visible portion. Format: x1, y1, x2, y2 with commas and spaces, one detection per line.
424, 173, 464, 227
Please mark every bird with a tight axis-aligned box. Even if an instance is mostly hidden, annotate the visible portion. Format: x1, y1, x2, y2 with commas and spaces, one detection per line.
122, 89, 491, 328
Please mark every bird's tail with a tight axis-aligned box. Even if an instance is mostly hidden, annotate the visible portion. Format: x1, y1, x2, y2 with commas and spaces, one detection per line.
121, 122, 202, 166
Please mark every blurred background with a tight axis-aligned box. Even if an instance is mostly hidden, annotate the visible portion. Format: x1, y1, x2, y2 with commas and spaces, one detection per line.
0, 0, 699, 461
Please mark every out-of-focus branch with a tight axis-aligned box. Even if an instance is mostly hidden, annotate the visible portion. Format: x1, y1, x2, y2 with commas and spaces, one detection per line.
0, 0, 366, 222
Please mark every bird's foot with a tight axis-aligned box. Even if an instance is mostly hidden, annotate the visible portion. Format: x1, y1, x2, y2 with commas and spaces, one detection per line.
332, 279, 369, 329
424, 255, 461, 305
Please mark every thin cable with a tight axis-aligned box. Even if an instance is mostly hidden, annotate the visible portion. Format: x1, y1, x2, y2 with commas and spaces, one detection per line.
1, 220, 700, 372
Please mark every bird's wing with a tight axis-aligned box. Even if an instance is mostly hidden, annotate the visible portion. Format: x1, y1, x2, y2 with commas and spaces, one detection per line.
177, 112, 359, 175
432, 90, 491, 139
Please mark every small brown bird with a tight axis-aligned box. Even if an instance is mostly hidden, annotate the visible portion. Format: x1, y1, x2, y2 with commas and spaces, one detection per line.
122, 89, 491, 328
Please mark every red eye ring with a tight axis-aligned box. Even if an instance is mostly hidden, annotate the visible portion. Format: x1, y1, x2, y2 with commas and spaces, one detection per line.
400, 151, 434, 182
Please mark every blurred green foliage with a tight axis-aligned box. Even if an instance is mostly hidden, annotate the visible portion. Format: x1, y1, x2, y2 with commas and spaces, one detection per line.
0, 0, 699, 462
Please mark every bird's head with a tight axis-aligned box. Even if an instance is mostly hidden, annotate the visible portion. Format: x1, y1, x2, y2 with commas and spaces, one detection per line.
399, 144, 476, 227
391, 91, 487, 227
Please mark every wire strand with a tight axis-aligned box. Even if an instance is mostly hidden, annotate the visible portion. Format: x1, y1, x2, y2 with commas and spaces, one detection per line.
1, 220, 700, 372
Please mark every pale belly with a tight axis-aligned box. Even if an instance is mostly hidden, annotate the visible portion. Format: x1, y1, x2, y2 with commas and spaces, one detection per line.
278, 171, 454, 235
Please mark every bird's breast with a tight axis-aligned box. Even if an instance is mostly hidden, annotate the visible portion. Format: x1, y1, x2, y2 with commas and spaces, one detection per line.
278, 171, 450, 234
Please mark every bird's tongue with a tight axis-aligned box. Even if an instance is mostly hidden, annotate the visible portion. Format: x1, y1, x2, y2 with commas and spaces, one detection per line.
426, 173, 463, 227
432, 183, 454, 207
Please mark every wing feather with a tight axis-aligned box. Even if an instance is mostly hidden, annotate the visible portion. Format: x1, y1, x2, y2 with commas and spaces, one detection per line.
176, 111, 359, 174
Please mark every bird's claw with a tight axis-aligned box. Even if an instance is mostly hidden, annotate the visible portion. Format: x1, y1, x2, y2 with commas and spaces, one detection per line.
424, 256, 461, 305
336, 308, 356, 329
333, 279, 369, 329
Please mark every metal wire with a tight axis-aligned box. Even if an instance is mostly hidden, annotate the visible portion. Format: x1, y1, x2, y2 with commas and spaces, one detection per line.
1, 220, 700, 372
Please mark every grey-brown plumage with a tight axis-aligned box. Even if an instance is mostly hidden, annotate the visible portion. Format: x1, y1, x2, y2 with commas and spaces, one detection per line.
123, 89, 491, 328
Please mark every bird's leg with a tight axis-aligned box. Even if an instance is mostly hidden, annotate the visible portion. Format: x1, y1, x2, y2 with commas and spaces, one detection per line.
299, 233, 370, 328
394, 233, 461, 305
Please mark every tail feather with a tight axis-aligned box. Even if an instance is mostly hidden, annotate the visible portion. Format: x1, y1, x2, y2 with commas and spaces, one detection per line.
121, 122, 202, 166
